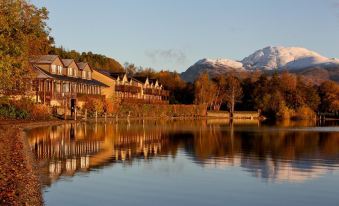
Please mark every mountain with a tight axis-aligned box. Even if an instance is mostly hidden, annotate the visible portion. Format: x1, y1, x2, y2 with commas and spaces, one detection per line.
181, 58, 245, 82
181, 46, 339, 82
242, 46, 339, 70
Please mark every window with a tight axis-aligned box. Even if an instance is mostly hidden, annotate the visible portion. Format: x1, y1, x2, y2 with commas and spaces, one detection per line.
51, 65, 56, 73
57, 65, 63, 74
63, 83, 69, 93
74, 69, 77, 77
87, 71, 91, 79
68, 67, 73, 76
82, 71, 86, 79
54, 82, 60, 93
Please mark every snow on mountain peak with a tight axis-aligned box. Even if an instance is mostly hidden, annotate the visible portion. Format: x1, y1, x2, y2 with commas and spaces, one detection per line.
195, 58, 244, 69
241, 46, 339, 70
181, 46, 339, 82
181, 58, 244, 82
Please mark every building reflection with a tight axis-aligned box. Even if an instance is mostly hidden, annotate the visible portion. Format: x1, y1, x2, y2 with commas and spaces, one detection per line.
26, 120, 339, 186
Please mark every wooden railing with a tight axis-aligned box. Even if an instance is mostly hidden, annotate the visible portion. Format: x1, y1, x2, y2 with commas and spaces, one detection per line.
143, 88, 170, 97
115, 85, 141, 94
77, 93, 105, 101
38, 91, 105, 101
121, 98, 169, 105
161, 90, 170, 97
38, 91, 76, 100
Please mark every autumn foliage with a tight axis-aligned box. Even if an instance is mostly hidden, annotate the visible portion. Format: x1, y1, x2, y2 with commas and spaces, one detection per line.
193, 71, 339, 120
0, 0, 51, 94
0, 97, 51, 120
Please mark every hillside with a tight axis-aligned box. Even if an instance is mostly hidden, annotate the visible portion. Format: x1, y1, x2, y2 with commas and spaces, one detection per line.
181, 58, 245, 82
50, 47, 124, 72
181, 46, 339, 82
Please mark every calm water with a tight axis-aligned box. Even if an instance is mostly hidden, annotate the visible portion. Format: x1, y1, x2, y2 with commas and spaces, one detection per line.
26, 120, 339, 206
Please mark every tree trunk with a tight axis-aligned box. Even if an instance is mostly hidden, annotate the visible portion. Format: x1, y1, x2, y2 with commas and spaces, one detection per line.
231, 87, 235, 118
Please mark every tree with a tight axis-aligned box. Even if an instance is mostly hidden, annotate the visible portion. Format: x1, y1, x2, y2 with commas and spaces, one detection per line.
0, 0, 51, 94
223, 75, 243, 117
210, 76, 227, 111
124, 62, 137, 75
51, 47, 124, 72
319, 81, 339, 112
239, 77, 256, 111
296, 76, 320, 111
253, 74, 270, 110
194, 73, 216, 109
155, 70, 193, 104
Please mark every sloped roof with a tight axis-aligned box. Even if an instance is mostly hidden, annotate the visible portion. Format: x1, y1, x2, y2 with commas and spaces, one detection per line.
61, 59, 74, 67
30, 55, 61, 64
76, 62, 93, 71
95, 69, 117, 80
32, 65, 53, 79
76, 62, 87, 70
33, 66, 109, 87
149, 78, 158, 85
129, 77, 143, 84
109, 72, 126, 80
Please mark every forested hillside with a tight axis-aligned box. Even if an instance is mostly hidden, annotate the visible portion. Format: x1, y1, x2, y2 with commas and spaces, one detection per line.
50, 47, 124, 72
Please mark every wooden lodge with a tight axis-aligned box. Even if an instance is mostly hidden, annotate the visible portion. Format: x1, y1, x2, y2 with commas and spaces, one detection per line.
30, 55, 108, 109
30, 55, 170, 110
93, 70, 170, 104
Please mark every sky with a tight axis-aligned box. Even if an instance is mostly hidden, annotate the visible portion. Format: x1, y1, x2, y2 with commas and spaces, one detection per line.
31, 0, 339, 72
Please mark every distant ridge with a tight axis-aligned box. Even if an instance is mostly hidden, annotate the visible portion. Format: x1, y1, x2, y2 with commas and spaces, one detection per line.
181, 46, 339, 82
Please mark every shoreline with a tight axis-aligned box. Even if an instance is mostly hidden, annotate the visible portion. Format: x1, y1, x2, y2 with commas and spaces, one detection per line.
0, 120, 75, 205
0, 117, 336, 205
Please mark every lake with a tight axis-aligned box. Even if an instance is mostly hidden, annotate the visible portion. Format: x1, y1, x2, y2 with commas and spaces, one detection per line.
26, 119, 339, 206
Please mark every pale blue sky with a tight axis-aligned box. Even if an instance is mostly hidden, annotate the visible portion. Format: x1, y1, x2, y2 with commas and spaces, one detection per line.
31, 0, 339, 72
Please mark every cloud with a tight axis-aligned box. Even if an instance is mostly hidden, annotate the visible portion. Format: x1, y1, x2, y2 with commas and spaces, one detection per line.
145, 49, 187, 66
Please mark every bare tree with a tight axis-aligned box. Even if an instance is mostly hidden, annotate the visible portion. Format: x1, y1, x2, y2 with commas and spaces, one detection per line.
211, 76, 227, 111
194, 72, 216, 110
224, 75, 243, 117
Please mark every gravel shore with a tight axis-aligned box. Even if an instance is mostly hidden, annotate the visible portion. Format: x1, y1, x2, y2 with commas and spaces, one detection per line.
0, 120, 75, 205
0, 124, 43, 205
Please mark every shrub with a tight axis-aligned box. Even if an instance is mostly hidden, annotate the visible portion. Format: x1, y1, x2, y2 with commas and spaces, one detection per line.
0, 98, 51, 120
30, 104, 51, 120
83, 97, 104, 116
276, 104, 292, 120
0, 103, 29, 120
293, 106, 316, 120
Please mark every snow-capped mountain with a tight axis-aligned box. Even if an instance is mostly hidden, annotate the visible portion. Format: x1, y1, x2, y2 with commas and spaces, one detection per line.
181, 46, 339, 82
242, 46, 339, 70
181, 58, 245, 82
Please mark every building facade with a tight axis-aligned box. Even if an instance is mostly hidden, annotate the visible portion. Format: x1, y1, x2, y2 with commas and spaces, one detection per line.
30, 55, 108, 109
30, 55, 169, 111
93, 70, 170, 104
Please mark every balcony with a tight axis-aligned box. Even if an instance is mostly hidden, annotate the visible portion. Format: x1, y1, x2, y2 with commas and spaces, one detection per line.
38, 91, 77, 100
143, 88, 170, 97
161, 90, 170, 97
115, 85, 141, 94
77, 93, 105, 101
121, 98, 169, 105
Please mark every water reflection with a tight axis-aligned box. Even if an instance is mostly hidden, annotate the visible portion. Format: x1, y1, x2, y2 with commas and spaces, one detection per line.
26, 120, 339, 186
